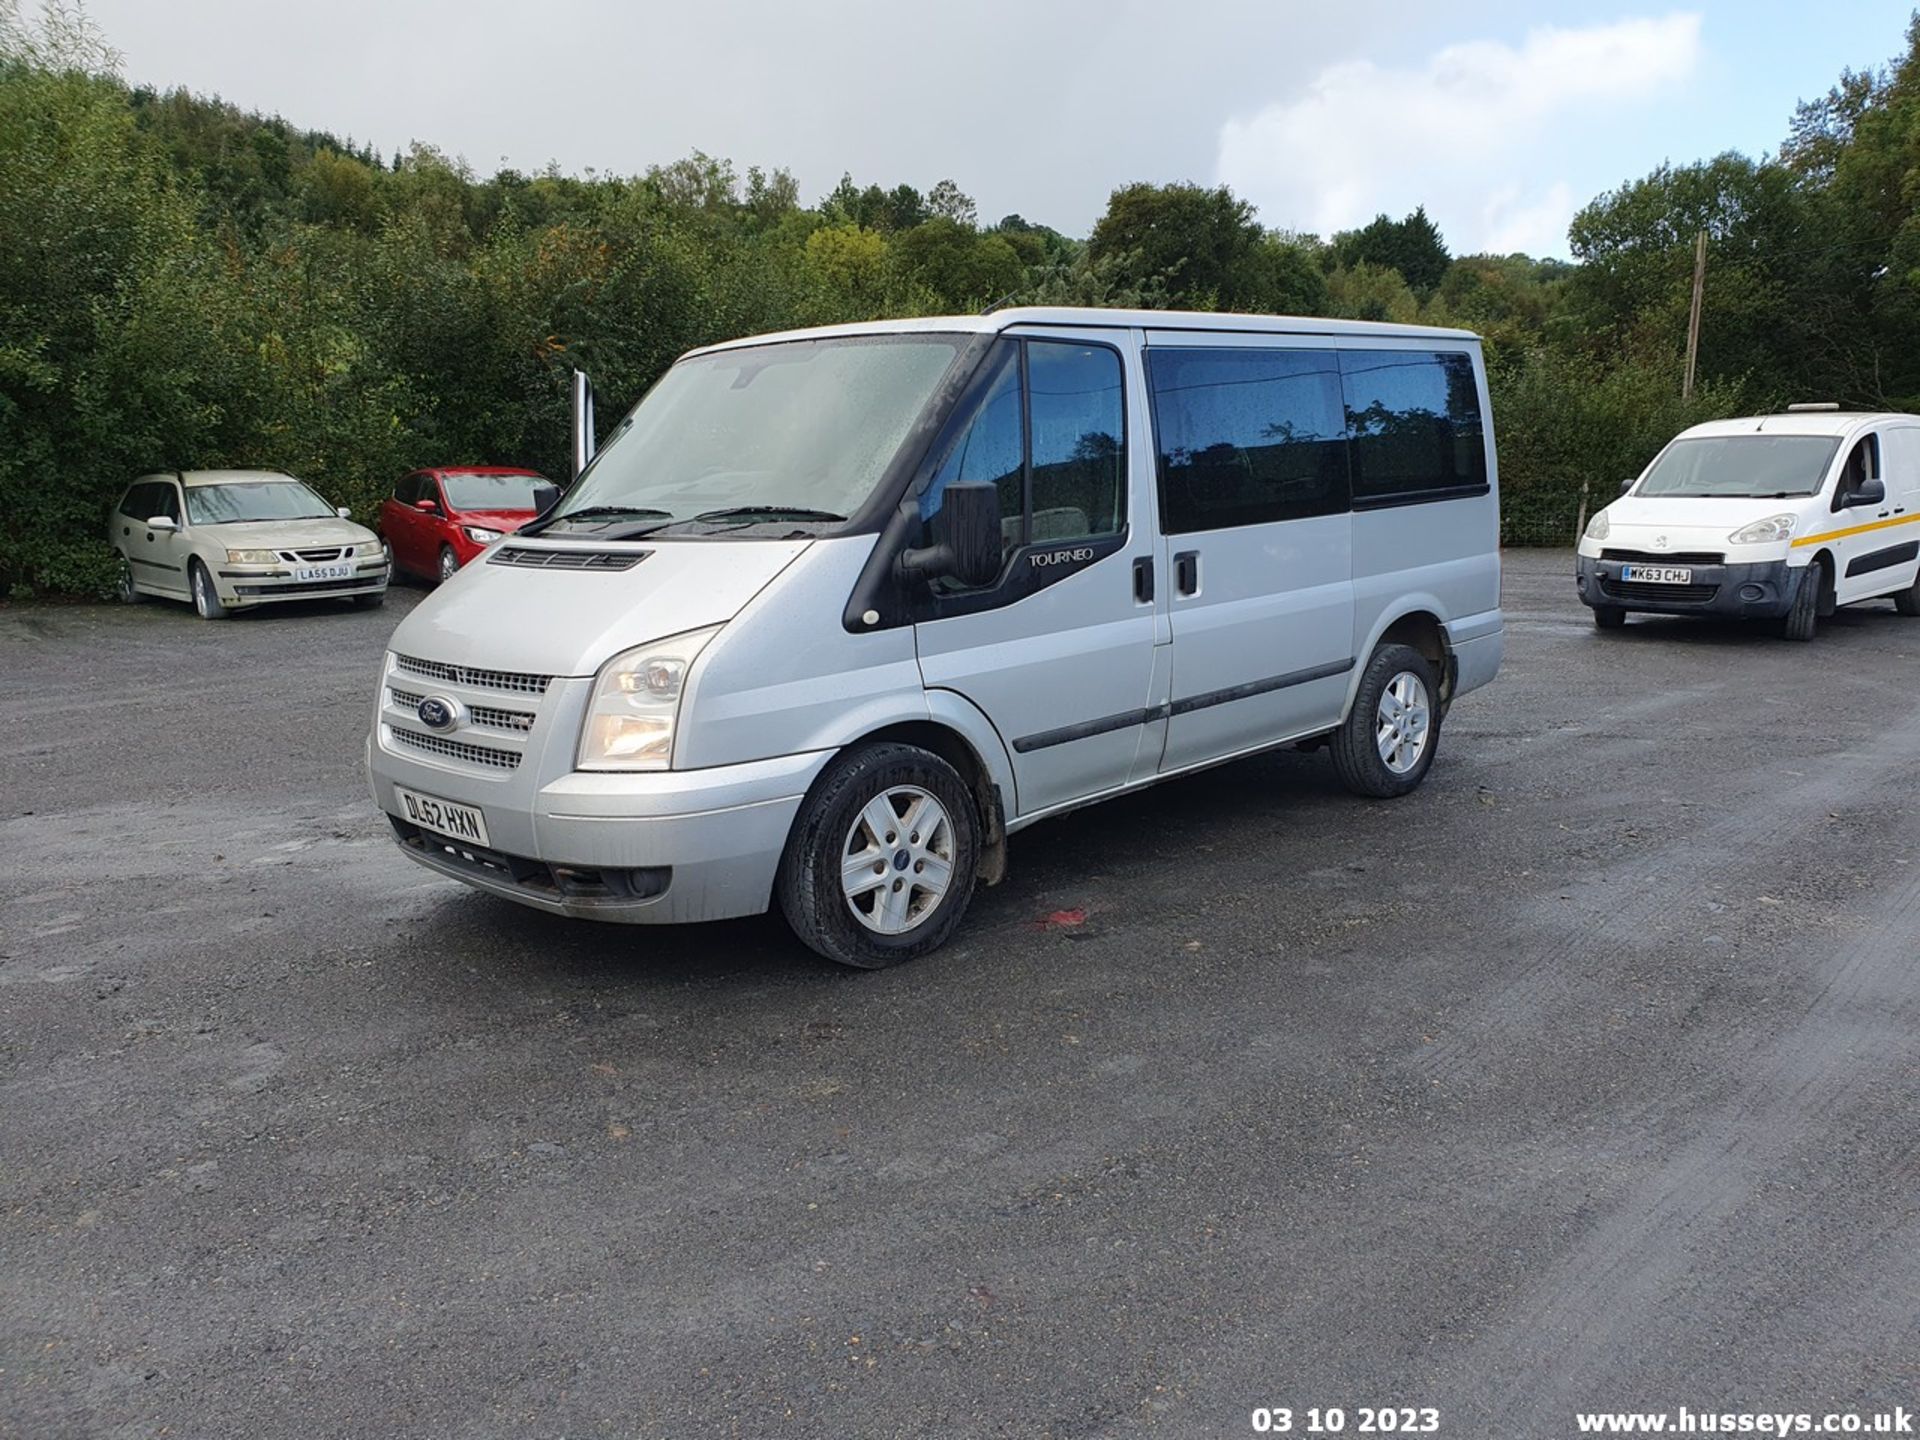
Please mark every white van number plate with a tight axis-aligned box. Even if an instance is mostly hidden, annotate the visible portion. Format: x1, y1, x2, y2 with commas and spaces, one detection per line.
1619, 564, 1693, 584
294, 563, 354, 582
396, 786, 490, 847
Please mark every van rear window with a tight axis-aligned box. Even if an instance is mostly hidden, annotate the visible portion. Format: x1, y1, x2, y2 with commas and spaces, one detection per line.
1341, 350, 1488, 507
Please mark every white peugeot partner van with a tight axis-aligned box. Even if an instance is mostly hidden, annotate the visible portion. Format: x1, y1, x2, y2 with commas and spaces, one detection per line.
1577, 408, 1920, 639
366, 308, 1503, 966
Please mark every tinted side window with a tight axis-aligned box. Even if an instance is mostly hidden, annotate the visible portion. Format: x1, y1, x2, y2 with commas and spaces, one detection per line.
922, 345, 1024, 556
1341, 350, 1487, 506
151, 483, 181, 523
1149, 348, 1348, 534
1027, 341, 1124, 541
119, 483, 152, 519
394, 473, 419, 504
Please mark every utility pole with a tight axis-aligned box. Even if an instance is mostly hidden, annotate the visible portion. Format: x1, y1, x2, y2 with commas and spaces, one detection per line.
1683, 230, 1707, 400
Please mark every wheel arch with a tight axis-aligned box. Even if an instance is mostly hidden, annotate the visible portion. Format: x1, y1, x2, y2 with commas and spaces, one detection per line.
1345, 604, 1455, 717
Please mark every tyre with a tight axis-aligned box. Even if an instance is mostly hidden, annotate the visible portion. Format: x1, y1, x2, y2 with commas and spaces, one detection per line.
352, 589, 386, 610
776, 742, 980, 969
1592, 604, 1627, 630
1894, 573, 1920, 617
1780, 563, 1821, 641
189, 559, 230, 621
115, 554, 143, 604
437, 546, 459, 584
1331, 643, 1441, 799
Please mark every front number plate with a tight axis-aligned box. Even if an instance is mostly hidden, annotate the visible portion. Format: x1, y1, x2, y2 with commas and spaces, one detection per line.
294, 563, 354, 582
1620, 564, 1693, 584
395, 786, 490, 847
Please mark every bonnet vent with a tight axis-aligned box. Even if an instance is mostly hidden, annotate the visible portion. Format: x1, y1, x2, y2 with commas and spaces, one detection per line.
489, 546, 649, 572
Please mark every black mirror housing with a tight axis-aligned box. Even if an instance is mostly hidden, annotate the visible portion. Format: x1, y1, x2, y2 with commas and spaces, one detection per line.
531, 481, 561, 517
899, 481, 1003, 590
1619, 477, 1637, 496
1847, 477, 1886, 508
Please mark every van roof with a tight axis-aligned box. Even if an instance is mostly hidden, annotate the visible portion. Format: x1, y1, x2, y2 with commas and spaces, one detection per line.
1680, 412, 1919, 440
686, 306, 1481, 356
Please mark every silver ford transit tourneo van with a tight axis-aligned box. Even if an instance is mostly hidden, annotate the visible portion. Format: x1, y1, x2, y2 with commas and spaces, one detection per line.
366, 308, 1503, 967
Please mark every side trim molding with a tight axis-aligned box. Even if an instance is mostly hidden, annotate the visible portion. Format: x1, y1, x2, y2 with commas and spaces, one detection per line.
1845, 540, 1920, 578
1011, 657, 1354, 754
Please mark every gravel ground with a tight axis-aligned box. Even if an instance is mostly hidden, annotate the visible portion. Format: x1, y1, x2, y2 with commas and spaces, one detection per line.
3, 551, 1918, 1439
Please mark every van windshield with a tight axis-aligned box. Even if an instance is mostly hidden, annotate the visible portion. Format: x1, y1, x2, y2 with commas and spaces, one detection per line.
1637, 435, 1842, 499
543, 336, 963, 536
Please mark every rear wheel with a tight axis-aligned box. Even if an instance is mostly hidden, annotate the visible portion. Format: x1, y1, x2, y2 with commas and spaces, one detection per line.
1592, 604, 1627, 630
1780, 563, 1821, 641
1331, 643, 1441, 799
777, 742, 980, 968
189, 559, 230, 621
437, 545, 459, 584
115, 554, 143, 604
1894, 572, 1920, 617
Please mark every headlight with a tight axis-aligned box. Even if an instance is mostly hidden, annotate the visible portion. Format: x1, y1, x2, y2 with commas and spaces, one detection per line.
1584, 509, 1610, 542
463, 526, 504, 544
1728, 513, 1797, 545
577, 627, 721, 772
226, 548, 280, 564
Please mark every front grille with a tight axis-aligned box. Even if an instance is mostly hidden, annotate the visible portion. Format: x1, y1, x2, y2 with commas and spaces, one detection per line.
1601, 578, 1720, 604
389, 726, 520, 770
490, 546, 648, 572
393, 654, 552, 695
1601, 548, 1724, 566
280, 545, 353, 562
388, 686, 534, 733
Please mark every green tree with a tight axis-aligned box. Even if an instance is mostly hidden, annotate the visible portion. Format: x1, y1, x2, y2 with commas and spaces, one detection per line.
1328, 208, 1450, 296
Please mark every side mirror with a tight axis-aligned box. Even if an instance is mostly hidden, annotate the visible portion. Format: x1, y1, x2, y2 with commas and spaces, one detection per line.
899, 481, 1003, 589
531, 481, 561, 517
1846, 477, 1886, 508
1619, 478, 1637, 497
571, 369, 597, 480
336, 506, 352, 519
146, 515, 177, 531
416, 498, 439, 514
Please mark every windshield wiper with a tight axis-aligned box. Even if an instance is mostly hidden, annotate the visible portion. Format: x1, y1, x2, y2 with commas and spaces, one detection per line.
685, 506, 848, 525
550, 505, 674, 523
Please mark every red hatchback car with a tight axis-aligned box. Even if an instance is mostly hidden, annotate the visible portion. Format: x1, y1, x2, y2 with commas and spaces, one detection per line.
378, 467, 556, 584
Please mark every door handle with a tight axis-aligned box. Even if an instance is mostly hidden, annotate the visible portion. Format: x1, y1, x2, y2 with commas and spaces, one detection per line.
1174, 550, 1199, 596
1132, 556, 1154, 603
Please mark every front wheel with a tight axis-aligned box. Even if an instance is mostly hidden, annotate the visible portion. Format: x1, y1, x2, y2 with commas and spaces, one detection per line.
1593, 604, 1627, 630
115, 554, 143, 604
189, 560, 230, 621
777, 742, 980, 968
1780, 564, 1821, 641
437, 546, 459, 584
1331, 643, 1441, 799
351, 589, 386, 610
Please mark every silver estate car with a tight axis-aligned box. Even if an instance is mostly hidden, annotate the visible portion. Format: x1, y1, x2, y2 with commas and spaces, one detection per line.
110, 470, 389, 619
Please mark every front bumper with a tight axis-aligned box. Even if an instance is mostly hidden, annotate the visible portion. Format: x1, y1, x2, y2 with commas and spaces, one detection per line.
368, 732, 832, 924
1575, 554, 1801, 619
216, 561, 388, 606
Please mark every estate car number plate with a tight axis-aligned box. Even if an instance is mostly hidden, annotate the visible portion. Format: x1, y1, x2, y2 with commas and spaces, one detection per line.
1619, 564, 1693, 584
294, 563, 354, 582
395, 786, 490, 847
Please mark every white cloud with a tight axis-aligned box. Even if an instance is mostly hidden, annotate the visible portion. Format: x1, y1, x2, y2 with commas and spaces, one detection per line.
1216, 13, 1703, 257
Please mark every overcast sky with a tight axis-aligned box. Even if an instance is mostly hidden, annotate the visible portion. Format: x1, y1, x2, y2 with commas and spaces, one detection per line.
71, 0, 1907, 258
